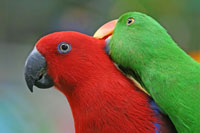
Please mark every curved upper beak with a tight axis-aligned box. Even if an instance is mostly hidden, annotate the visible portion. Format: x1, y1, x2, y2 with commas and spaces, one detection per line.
24, 47, 54, 92
93, 19, 117, 39
93, 19, 117, 55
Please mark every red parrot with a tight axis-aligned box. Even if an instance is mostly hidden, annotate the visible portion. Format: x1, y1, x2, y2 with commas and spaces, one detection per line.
24, 31, 176, 132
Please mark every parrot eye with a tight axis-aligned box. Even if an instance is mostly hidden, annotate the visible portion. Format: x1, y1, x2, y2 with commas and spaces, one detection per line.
57, 42, 72, 54
126, 17, 135, 25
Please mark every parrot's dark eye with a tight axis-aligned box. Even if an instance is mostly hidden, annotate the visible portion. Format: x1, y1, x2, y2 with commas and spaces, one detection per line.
126, 17, 135, 25
57, 42, 72, 54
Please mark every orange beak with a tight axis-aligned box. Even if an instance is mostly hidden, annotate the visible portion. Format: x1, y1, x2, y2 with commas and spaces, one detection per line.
93, 19, 118, 39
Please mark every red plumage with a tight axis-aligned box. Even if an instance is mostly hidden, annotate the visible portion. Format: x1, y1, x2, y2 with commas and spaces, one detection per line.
36, 31, 175, 133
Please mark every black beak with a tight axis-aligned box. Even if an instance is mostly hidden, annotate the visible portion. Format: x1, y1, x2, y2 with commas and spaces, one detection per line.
24, 47, 54, 92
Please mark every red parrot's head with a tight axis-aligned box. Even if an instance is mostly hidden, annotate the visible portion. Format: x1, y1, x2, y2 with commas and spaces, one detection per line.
24, 31, 105, 92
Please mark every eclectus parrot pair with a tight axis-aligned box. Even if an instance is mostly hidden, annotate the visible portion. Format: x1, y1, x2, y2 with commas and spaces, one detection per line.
24, 12, 199, 132
24, 31, 175, 132
94, 12, 200, 132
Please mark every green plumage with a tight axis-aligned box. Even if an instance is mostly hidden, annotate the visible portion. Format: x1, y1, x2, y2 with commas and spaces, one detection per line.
109, 12, 200, 132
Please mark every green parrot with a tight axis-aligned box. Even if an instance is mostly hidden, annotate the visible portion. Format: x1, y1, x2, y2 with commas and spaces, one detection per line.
94, 12, 200, 132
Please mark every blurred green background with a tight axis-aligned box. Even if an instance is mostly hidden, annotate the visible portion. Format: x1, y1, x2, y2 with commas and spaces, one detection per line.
0, 0, 200, 133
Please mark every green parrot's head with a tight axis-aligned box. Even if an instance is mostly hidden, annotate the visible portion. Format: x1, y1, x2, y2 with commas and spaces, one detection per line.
94, 12, 176, 70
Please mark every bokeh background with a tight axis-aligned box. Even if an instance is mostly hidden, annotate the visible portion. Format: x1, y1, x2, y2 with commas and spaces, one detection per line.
1, 0, 200, 132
